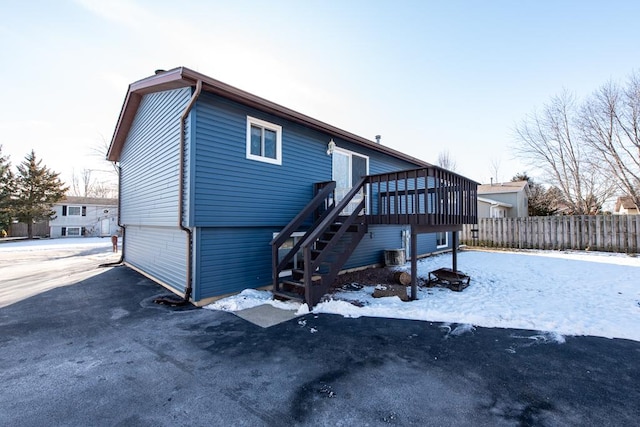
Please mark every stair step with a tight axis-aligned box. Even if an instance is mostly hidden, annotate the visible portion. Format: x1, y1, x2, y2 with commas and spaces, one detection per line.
291, 270, 321, 281
273, 290, 304, 303
329, 224, 364, 233
316, 239, 330, 249
282, 280, 305, 289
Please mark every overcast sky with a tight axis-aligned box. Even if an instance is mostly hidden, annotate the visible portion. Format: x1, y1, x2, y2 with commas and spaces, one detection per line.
1, 0, 639, 188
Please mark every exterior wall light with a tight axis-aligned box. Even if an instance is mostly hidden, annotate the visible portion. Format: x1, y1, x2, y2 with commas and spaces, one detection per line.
327, 138, 336, 155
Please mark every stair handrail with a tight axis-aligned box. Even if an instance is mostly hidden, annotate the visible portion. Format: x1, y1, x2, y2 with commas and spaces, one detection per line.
275, 202, 336, 273
270, 181, 336, 248
299, 177, 367, 251
309, 197, 366, 272
271, 181, 336, 289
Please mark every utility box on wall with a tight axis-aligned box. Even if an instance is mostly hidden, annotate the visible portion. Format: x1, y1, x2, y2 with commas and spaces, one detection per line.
384, 248, 406, 266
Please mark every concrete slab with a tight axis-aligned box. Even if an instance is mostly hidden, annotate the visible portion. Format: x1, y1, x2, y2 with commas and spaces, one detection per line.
233, 304, 299, 328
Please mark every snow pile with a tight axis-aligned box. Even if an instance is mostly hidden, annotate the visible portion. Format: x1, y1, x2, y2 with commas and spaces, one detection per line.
207, 250, 640, 342
206, 289, 300, 312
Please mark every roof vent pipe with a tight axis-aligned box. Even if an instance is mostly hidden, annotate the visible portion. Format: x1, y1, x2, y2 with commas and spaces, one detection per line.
375, 135, 381, 144
154, 69, 166, 75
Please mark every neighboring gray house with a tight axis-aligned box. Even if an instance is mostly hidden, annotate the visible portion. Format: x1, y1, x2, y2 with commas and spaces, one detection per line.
477, 181, 529, 218
49, 197, 119, 238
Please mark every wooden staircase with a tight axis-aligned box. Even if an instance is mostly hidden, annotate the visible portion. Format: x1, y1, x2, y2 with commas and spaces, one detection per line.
271, 179, 367, 308
270, 166, 479, 309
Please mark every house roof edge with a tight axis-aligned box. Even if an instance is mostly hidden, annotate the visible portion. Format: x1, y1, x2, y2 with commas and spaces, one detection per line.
108, 67, 433, 169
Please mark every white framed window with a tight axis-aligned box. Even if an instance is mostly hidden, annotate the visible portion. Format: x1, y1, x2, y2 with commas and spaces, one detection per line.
246, 116, 282, 165
67, 206, 82, 216
436, 232, 448, 249
66, 227, 81, 237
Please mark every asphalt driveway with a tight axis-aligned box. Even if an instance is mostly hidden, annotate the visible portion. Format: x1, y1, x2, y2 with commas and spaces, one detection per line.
1, 266, 639, 426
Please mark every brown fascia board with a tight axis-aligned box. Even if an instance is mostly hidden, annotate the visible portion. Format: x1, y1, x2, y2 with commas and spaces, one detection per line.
108, 66, 432, 169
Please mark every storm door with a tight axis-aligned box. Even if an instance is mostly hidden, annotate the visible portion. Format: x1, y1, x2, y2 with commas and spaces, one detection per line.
332, 148, 369, 215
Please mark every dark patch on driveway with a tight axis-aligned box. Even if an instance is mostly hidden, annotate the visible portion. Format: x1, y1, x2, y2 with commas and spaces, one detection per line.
1, 267, 639, 426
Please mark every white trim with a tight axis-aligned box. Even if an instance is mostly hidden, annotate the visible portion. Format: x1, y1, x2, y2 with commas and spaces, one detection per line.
246, 116, 282, 165
67, 205, 82, 216
436, 231, 448, 249
66, 226, 82, 237
332, 146, 369, 215
477, 196, 512, 208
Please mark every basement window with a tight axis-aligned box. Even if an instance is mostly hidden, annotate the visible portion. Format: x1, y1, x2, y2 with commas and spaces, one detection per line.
246, 116, 282, 165
436, 232, 448, 249
66, 227, 81, 237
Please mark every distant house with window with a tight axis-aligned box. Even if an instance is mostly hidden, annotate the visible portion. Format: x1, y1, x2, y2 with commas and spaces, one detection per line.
613, 196, 639, 215
477, 181, 529, 218
107, 67, 478, 307
49, 197, 119, 238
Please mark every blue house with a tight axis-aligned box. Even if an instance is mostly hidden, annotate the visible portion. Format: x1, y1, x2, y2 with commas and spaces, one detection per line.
107, 67, 478, 307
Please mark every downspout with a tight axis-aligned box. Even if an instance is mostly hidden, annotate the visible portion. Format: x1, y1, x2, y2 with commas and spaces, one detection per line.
178, 80, 203, 302
99, 164, 125, 267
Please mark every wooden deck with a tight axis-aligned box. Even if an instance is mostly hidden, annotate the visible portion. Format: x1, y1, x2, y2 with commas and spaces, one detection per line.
273, 166, 479, 308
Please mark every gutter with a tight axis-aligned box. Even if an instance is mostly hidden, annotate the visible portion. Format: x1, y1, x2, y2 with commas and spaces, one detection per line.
177, 79, 203, 302
99, 164, 125, 267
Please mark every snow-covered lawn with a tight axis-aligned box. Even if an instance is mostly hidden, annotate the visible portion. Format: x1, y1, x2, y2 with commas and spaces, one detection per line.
208, 249, 640, 342
3, 238, 637, 342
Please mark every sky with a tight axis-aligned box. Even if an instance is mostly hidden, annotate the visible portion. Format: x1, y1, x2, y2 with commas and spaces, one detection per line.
1, 0, 639, 189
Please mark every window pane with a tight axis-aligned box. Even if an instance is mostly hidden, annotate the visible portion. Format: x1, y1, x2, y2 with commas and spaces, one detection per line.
250, 125, 262, 156
332, 152, 350, 189
68, 206, 81, 216
264, 129, 277, 159
67, 228, 81, 236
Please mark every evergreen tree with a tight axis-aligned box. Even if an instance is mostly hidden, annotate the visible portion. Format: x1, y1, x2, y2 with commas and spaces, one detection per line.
511, 172, 559, 216
0, 145, 14, 235
13, 150, 68, 238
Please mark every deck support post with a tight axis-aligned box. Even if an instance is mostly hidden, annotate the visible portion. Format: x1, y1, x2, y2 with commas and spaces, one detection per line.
452, 231, 458, 272
410, 226, 418, 300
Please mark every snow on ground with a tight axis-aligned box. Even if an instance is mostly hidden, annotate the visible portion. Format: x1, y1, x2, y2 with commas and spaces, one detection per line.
207, 249, 640, 342
0, 237, 120, 307
4, 238, 637, 342
0, 236, 116, 252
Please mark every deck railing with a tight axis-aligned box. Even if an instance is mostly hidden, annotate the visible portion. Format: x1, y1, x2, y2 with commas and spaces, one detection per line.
366, 166, 478, 226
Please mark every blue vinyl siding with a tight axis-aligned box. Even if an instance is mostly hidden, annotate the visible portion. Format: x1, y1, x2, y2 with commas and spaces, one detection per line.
120, 87, 192, 226
345, 226, 443, 269
345, 225, 406, 268
195, 227, 276, 300
125, 225, 187, 293
192, 94, 329, 227
191, 93, 421, 227
194, 224, 445, 300
119, 87, 192, 293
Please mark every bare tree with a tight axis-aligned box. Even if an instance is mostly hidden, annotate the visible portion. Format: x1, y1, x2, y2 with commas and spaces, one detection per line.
489, 157, 501, 183
436, 150, 457, 171
91, 135, 119, 177
580, 73, 640, 208
512, 91, 614, 214
71, 168, 95, 197
70, 168, 118, 198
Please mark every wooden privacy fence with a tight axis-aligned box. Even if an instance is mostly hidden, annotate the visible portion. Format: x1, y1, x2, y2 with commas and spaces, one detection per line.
461, 215, 640, 253
8, 222, 50, 237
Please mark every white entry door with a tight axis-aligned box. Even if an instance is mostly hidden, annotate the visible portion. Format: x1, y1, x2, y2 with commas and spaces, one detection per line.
332, 148, 368, 215
101, 218, 111, 236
